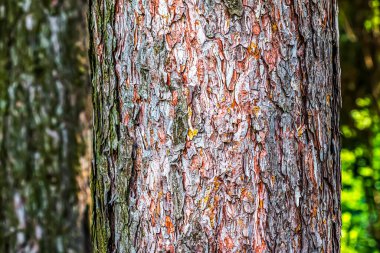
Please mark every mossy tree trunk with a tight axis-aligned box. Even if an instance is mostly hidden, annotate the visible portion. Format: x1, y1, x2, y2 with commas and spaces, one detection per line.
90, 0, 341, 252
0, 0, 90, 252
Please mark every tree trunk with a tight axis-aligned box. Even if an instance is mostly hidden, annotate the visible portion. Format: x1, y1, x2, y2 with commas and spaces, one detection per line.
0, 0, 90, 252
90, 0, 341, 252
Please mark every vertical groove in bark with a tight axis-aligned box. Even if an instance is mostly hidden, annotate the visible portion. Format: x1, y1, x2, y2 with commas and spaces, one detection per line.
0, 0, 90, 252
90, 0, 341, 252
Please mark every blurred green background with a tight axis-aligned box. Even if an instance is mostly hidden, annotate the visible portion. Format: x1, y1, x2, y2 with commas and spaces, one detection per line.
340, 0, 380, 251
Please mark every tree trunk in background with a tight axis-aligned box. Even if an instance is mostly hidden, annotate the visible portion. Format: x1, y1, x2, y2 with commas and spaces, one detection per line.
0, 0, 90, 252
90, 0, 341, 252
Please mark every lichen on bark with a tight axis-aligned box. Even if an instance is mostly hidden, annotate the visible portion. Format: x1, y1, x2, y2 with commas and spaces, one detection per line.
222, 0, 243, 16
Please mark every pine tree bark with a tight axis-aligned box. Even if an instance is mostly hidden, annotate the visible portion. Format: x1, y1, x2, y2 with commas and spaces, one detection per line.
90, 0, 341, 252
0, 0, 90, 252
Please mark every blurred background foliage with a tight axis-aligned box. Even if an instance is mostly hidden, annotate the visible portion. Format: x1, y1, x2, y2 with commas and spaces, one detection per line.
340, 0, 380, 251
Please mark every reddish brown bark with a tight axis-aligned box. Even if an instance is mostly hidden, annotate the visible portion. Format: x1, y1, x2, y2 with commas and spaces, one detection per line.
90, 0, 341, 252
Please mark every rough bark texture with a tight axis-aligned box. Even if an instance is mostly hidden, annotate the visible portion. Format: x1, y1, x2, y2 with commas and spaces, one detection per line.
90, 0, 341, 252
0, 0, 90, 252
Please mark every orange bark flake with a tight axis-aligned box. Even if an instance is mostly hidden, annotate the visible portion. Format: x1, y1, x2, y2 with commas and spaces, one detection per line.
166, 73, 171, 86
252, 106, 260, 117
272, 23, 278, 32
248, 42, 260, 59
187, 128, 198, 141
165, 216, 174, 234
165, 244, 175, 253
253, 24, 261, 35
133, 27, 138, 46
158, 129, 166, 143
259, 199, 264, 209
96, 43, 103, 60
224, 235, 234, 250
122, 112, 130, 126
115, 0, 124, 14
197, 60, 205, 84
241, 188, 254, 201
172, 90, 178, 106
